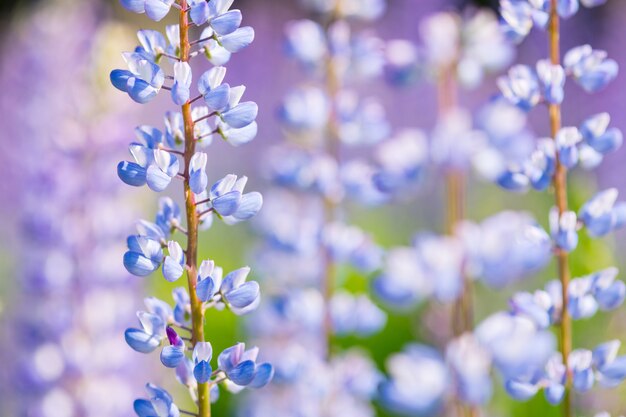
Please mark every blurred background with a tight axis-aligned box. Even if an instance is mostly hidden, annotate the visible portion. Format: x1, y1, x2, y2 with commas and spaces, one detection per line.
0, 0, 625, 416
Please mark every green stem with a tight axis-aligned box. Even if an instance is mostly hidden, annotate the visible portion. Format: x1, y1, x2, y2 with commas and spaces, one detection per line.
547, 2, 572, 416
178, 0, 210, 415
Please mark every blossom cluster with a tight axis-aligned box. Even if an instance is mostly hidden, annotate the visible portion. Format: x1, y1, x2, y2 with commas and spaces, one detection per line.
241, 1, 392, 415
112, 0, 272, 414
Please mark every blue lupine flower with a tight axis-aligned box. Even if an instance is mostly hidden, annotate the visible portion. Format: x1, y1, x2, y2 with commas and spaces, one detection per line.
196, 259, 223, 302
111, 52, 165, 103
198, 31, 231, 65
497, 64, 541, 110
336, 91, 390, 146
173, 287, 191, 325
544, 354, 567, 404
161, 327, 186, 368
193, 342, 213, 383
568, 276, 599, 319
380, 344, 448, 416
218, 343, 274, 388
579, 188, 626, 237
136, 218, 167, 245
134, 383, 179, 417
279, 86, 330, 132
475, 312, 555, 380
373, 247, 431, 309
591, 268, 626, 311
164, 110, 184, 147
206, 174, 263, 222
156, 197, 182, 236
549, 208, 578, 252
524, 139, 556, 191
163, 240, 185, 282
322, 222, 383, 272
198, 66, 230, 111
558, 0, 580, 18
197, 68, 257, 129
192, 106, 215, 147
125, 310, 167, 353
564, 45, 618, 93
218, 119, 258, 146
220, 267, 260, 314
221, 90, 258, 129
171, 62, 192, 105
569, 349, 594, 391
384, 39, 420, 86
580, 113, 623, 155
555, 127, 582, 169
499, 0, 534, 43
124, 235, 164, 276
118, 132, 180, 192
373, 129, 428, 193
137, 29, 168, 62
458, 211, 552, 288
190, 152, 209, 194
285, 19, 327, 69
330, 291, 387, 337
593, 340, 626, 387
148, 149, 180, 191
509, 291, 553, 329
536, 59, 565, 104
447, 334, 493, 405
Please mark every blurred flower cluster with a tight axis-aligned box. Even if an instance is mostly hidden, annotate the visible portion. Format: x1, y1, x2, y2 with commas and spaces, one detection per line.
0, 1, 154, 415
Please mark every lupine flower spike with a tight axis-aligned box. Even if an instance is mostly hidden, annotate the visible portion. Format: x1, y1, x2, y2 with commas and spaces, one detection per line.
113, 0, 272, 415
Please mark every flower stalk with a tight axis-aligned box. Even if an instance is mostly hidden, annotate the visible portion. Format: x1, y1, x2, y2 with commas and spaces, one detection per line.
178, 0, 210, 414
547, 2, 572, 416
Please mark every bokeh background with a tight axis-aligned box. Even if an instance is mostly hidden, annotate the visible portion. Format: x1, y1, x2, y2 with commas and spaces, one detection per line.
0, 0, 625, 416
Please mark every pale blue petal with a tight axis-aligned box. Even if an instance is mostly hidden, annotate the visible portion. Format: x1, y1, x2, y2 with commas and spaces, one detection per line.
220, 26, 255, 53
223, 121, 257, 146
545, 384, 565, 404
231, 192, 262, 221
222, 101, 258, 129
145, 0, 173, 21
504, 380, 539, 400
212, 190, 241, 216
163, 256, 184, 282
146, 165, 173, 192
190, 2, 210, 25
204, 83, 231, 111
225, 281, 260, 308
211, 9, 242, 35
557, 0, 579, 18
